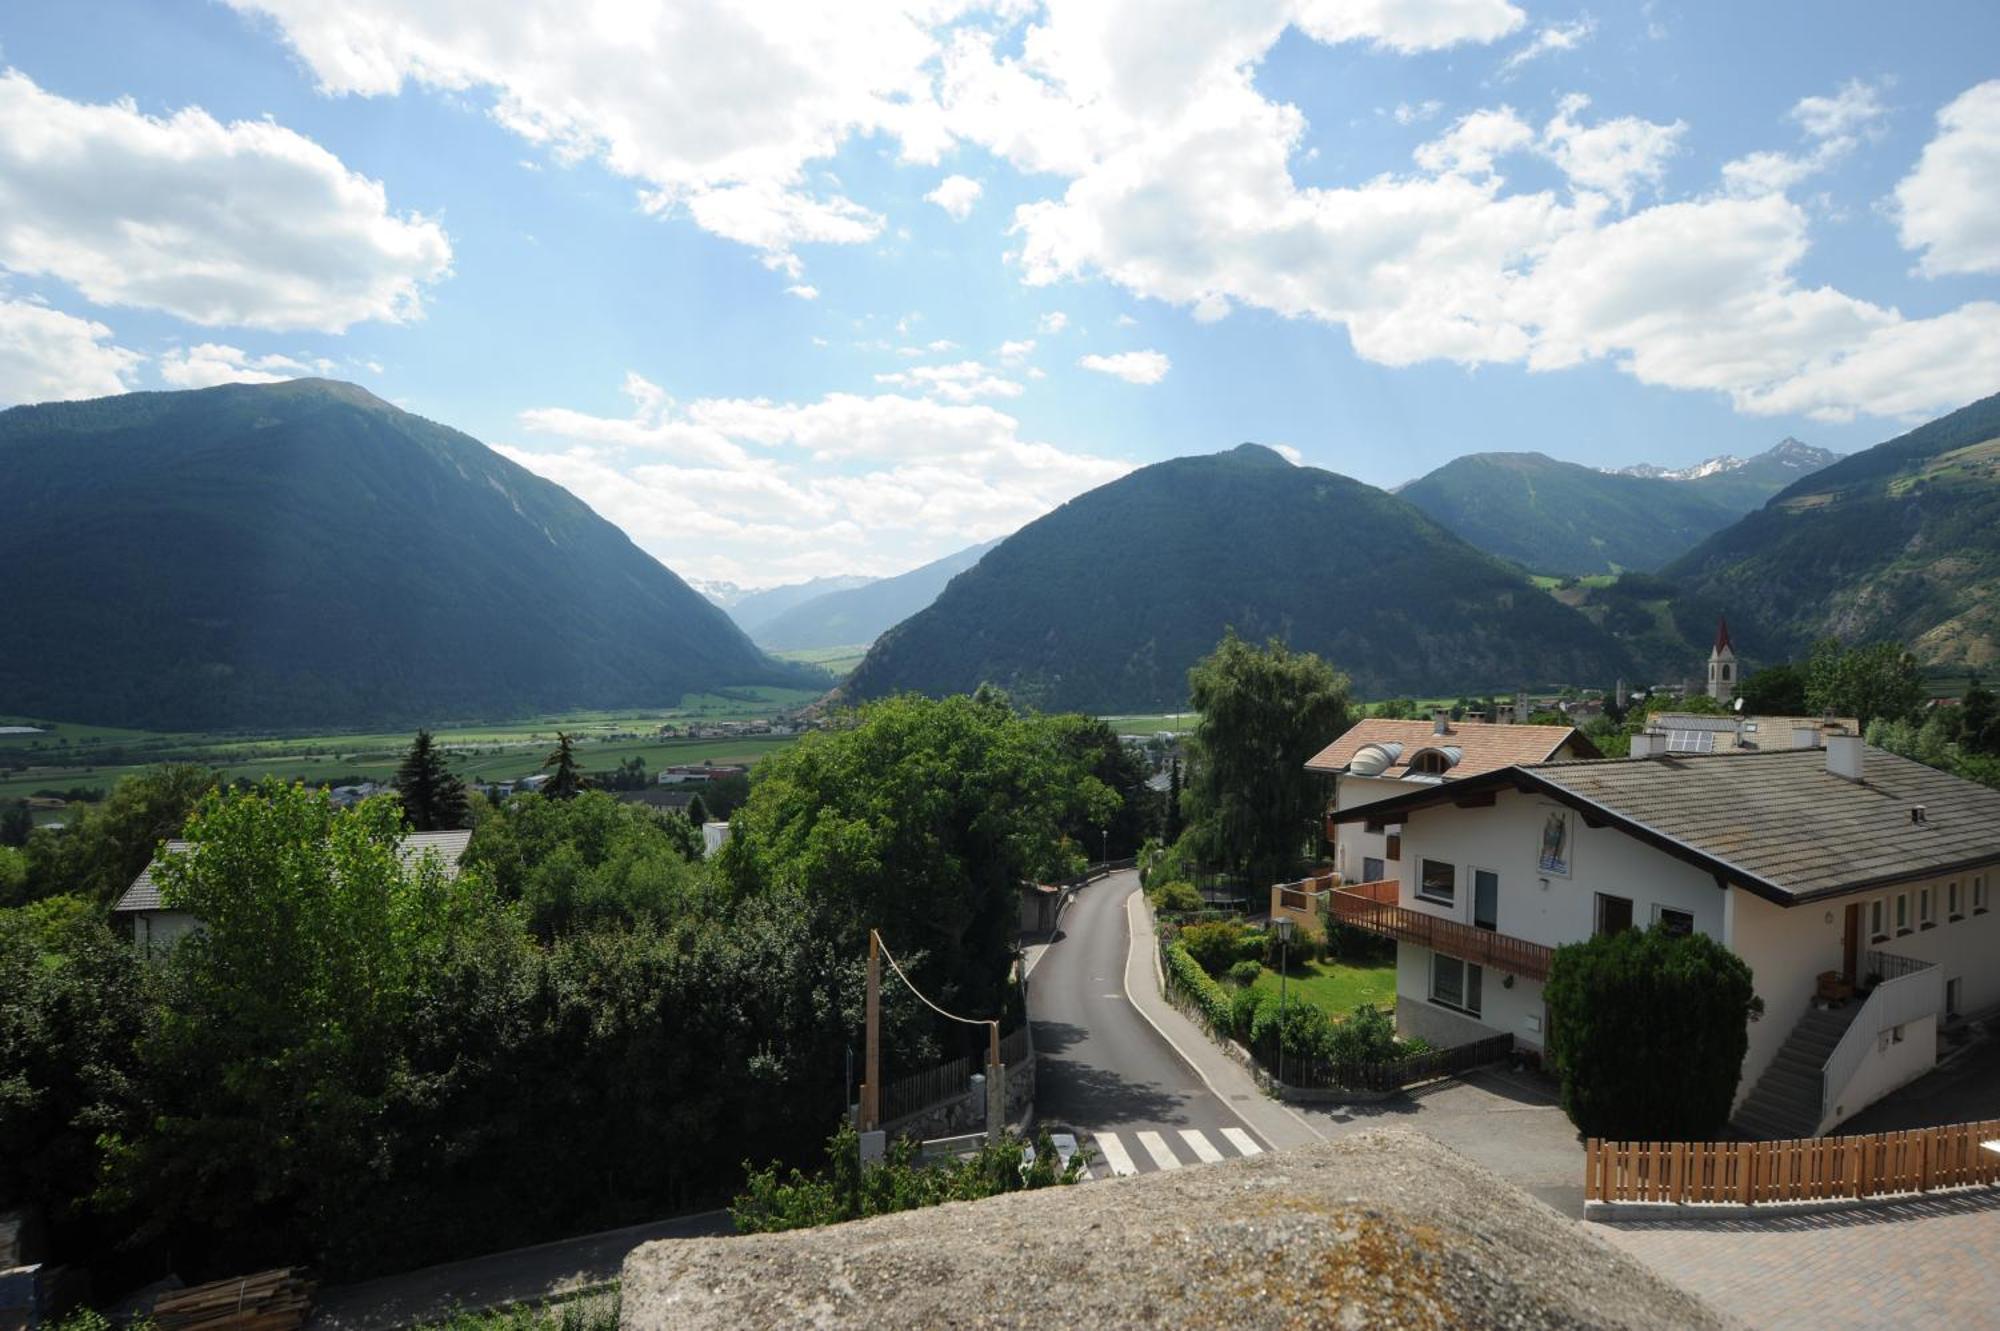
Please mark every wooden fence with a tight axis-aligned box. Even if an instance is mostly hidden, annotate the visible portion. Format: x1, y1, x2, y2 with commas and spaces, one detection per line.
879, 1026, 1032, 1125
1585, 1118, 2000, 1207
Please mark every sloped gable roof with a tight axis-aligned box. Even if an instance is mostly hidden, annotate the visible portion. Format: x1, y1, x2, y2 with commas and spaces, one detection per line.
1305, 718, 1594, 780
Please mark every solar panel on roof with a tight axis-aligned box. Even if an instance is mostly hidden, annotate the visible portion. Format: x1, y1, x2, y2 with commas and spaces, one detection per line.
1666, 729, 1715, 754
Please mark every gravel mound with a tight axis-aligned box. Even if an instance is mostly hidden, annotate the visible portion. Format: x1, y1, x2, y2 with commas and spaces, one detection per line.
621, 1128, 1727, 1329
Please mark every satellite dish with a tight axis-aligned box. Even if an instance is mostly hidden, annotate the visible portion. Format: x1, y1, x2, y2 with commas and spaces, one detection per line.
1733, 697, 1745, 712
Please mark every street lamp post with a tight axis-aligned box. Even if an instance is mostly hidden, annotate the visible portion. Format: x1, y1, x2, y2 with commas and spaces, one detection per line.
1273, 917, 1295, 1087
1101, 827, 1109, 868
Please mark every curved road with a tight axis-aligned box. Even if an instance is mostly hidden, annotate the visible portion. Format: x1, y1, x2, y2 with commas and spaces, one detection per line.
1028, 870, 1267, 1172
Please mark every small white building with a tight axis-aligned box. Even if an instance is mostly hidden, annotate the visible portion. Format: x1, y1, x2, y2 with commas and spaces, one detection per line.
1323, 736, 1999, 1137
1305, 715, 1599, 886
112, 829, 474, 958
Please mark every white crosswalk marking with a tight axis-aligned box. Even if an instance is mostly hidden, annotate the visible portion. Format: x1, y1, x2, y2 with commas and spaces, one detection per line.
1178, 1129, 1225, 1163
1095, 1131, 1139, 1177
1221, 1127, 1264, 1157
1136, 1130, 1182, 1170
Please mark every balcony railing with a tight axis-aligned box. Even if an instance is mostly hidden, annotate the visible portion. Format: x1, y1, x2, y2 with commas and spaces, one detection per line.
1329, 881, 1554, 983
1822, 950, 1943, 1130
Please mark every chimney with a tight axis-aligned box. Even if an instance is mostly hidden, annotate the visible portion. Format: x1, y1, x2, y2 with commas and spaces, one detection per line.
1826, 732, 1864, 782
1432, 710, 1449, 736
1629, 730, 1659, 758
1791, 725, 1821, 750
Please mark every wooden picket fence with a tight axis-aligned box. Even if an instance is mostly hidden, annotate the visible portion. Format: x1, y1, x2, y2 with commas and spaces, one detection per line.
1586, 1118, 2000, 1207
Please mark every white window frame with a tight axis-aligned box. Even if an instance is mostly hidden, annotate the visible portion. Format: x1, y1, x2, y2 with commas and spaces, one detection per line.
1429, 954, 1483, 1017
1652, 904, 1695, 937
1595, 892, 1635, 936
1895, 891, 1911, 936
1976, 876, 1989, 915
1948, 881, 1962, 921
1417, 858, 1456, 907
1869, 897, 1887, 942
1919, 886, 1935, 929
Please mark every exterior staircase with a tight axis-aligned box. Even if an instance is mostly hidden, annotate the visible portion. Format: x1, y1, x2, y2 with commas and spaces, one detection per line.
1731, 1003, 1862, 1140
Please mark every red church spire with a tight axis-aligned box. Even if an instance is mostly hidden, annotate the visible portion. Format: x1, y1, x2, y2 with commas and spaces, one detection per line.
1714, 615, 1733, 653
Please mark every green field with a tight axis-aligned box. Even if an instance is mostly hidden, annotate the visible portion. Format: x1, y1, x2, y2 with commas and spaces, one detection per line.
772, 644, 871, 678
1099, 712, 1196, 736
0, 687, 824, 804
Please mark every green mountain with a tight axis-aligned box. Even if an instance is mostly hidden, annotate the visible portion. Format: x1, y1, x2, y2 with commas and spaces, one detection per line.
1661, 392, 2000, 670
842, 444, 1630, 711
752, 538, 1003, 651
0, 380, 810, 729
1398, 443, 1833, 577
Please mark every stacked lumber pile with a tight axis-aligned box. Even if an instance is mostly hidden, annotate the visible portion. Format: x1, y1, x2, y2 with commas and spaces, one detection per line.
151, 1269, 315, 1331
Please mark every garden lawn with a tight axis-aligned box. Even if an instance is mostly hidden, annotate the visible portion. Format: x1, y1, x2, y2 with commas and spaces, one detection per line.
1250, 956, 1395, 1021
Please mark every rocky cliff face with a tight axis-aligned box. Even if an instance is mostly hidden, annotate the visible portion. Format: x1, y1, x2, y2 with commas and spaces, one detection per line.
620, 1129, 1723, 1330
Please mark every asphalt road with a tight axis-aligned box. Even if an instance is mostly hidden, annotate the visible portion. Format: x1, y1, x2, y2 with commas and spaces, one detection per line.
1028, 871, 1267, 1168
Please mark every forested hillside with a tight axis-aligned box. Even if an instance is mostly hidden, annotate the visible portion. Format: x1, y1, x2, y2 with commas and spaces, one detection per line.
844, 444, 1630, 710
1400, 440, 1835, 577
1663, 392, 2000, 669
0, 381, 810, 729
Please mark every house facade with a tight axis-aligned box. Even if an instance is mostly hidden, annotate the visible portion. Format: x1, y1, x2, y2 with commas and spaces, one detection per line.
1304, 715, 1599, 888
1319, 735, 1999, 1138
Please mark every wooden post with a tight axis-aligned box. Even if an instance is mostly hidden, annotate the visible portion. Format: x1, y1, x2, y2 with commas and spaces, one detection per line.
985, 1020, 1004, 1144
860, 929, 881, 1132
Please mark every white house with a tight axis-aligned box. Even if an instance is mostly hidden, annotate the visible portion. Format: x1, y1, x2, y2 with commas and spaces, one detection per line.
112, 828, 474, 958
1319, 735, 1999, 1138
1304, 715, 1599, 887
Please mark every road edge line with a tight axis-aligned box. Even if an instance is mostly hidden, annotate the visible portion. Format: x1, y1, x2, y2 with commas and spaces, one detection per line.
1117, 882, 1321, 1146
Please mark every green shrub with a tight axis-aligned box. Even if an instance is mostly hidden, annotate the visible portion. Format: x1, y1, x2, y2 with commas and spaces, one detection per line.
1325, 1004, 1399, 1065
1544, 926, 1761, 1139
1148, 879, 1204, 914
1229, 984, 1267, 1041
1162, 941, 1233, 1036
1249, 996, 1332, 1064
1226, 959, 1263, 988
732, 1124, 1082, 1234
1178, 920, 1250, 978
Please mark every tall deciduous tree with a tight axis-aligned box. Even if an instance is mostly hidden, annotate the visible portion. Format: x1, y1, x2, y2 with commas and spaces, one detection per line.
1182, 631, 1351, 891
21, 764, 217, 907
393, 730, 468, 831
541, 731, 586, 800
1804, 639, 1926, 729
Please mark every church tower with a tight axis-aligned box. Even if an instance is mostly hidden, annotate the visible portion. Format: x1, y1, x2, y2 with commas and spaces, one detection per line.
1707, 616, 1738, 705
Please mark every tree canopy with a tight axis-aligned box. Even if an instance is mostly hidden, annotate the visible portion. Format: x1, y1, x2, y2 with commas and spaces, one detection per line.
393, 729, 469, 831
1181, 631, 1351, 890
1804, 639, 1926, 729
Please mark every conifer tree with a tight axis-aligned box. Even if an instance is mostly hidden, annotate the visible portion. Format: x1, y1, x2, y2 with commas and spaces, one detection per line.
393, 730, 468, 831
542, 732, 586, 800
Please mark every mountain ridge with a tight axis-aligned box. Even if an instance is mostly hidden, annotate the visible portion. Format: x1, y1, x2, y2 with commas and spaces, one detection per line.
752, 538, 1004, 651
0, 379, 811, 729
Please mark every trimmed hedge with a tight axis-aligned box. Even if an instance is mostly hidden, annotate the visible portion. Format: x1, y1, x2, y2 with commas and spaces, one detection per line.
1162, 941, 1233, 1037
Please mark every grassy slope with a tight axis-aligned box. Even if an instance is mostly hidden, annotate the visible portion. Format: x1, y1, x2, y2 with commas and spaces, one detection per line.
1250, 958, 1397, 1020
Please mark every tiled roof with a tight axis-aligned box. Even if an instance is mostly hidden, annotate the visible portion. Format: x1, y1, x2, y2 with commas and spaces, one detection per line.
1336, 746, 2000, 904
1304, 718, 1593, 779
113, 828, 473, 913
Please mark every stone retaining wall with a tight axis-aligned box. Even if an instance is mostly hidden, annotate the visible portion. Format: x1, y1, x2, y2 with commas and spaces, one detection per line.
874, 1052, 1038, 1143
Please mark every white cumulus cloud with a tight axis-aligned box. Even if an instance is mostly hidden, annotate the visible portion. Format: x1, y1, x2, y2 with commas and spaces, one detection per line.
156, 343, 336, 388
0, 69, 450, 332
497, 374, 1129, 584
0, 298, 142, 405
1895, 80, 2000, 278
924, 173, 983, 220
1078, 349, 1169, 384
874, 359, 1024, 403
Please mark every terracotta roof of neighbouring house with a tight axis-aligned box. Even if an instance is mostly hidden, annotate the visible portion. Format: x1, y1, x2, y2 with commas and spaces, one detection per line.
1331, 746, 2000, 905
112, 828, 473, 914
1304, 718, 1596, 779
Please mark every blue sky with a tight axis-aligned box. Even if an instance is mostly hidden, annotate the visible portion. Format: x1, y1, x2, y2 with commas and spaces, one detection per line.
2, 1, 1996, 587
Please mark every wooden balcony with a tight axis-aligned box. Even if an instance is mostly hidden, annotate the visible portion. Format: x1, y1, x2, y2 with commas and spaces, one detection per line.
1329, 881, 1554, 983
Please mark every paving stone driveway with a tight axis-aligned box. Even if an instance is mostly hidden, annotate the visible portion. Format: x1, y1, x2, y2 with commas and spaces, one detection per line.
1595, 1188, 2000, 1330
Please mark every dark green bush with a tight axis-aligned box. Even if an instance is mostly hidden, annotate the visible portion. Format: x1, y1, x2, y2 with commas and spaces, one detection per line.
1177, 920, 1250, 977
1229, 984, 1267, 1041
1162, 941, 1233, 1035
1544, 926, 1761, 1139
1226, 959, 1263, 988
1325, 1004, 1399, 1065
1148, 879, 1204, 914
1249, 996, 1332, 1063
